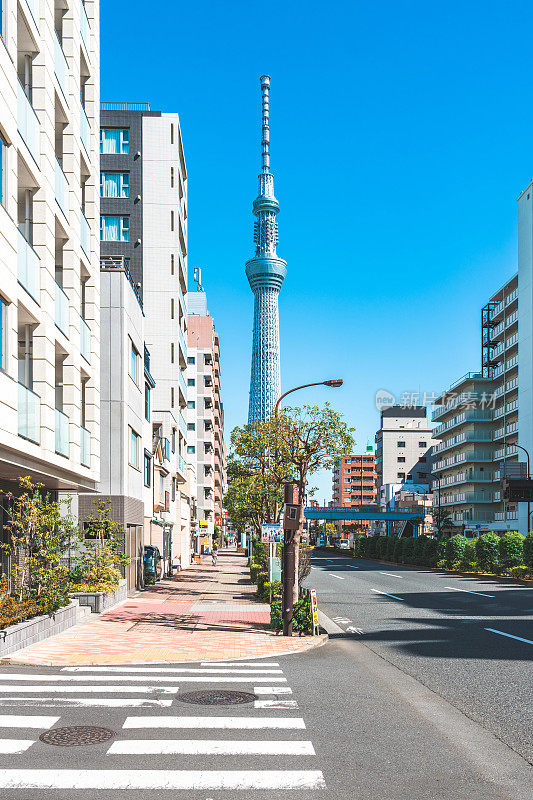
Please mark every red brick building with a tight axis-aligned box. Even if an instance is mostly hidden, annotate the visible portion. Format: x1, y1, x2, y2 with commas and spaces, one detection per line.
332, 449, 377, 535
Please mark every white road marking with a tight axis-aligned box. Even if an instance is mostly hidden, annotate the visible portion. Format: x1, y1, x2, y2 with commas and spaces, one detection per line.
332, 617, 351, 624
0, 674, 286, 684
61, 667, 283, 675
0, 769, 326, 790
254, 686, 293, 695
346, 565, 359, 569
444, 586, 494, 598
485, 628, 533, 645
202, 662, 279, 667
346, 626, 364, 634
329, 574, 344, 580
123, 716, 306, 730
108, 739, 314, 755
379, 572, 403, 578
0, 740, 35, 753
254, 699, 299, 709
0, 686, 179, 694
0, 698, 173, 708
371, 589, 404, 601
0, 715, 59, 728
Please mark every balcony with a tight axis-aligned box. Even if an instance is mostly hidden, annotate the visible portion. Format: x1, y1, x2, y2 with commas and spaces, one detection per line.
23, 0, 39, 27
178, 324, 187, 358
54, 282, 69, 336
17, 228, 40, 302
80, 209, 90, 257
80, 316, 90, 362
177, 453, 186, 473
450, 510, 495, 523
18, 383, 40, 443
178, 410, 187, 438
434, 431, 492, 454
80, 102, 90, 154
495, 511, 518, 521
179, 368, 187, 399
54, 32, 69, 100
17, 83, 40, 164
80, 0, 90, 51
55, 408, 69, 456
494, 444, 518, 460
433, 409, 493, 437
55, 157, 69, 218
80, 426, 90, 467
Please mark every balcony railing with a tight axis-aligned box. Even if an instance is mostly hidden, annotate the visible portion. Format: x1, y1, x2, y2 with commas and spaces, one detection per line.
178, 410, 187, 438
80, 102, 90, 154
178, 324, 186, 358
23, 0, 39, 27
54, 31, 68, 99
80, 1, 90, 50
55, 408, 69, 456
18, 383, 40, 443
17, 228, 40, 302
80, 316, 90, 362
179, 368, 187, 399
177, 453, 186, 474
55, 281, 69, 336
80, 209, 90, 258
495, 511, 518, 521
17, 82, 40, 164
80, 425, 90, 467
55, 157, 69, 218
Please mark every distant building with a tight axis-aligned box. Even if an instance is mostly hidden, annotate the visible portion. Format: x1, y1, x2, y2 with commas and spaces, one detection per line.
332, 447, 376, 535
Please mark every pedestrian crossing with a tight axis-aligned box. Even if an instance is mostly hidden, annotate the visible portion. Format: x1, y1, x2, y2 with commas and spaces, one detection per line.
0, 659, 326, 792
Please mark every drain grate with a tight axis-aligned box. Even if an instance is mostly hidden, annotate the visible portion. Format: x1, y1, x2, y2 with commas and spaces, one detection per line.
39, 726, 116, 747
179, 690, 257, 706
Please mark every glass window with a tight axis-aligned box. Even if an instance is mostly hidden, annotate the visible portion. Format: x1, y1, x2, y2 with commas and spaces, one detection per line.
0, 295, 7, 370
187, 378, 195, 386
419, 441, 427, 447
100, 172, 130, 198
187, 400, 195, 409
172, 477, 176, 502
187, 446, 195, 454
130, 341, 138, 384
144, 452, 151, 487
397, 441, 406, 447
187, 356, 195, 364
100, 215, 130, 241
144, 382, 150, 420
100, 128, 130, 154
397, 472, 405, 479
130, 428, 139, 468
187, 422, 195, 431
397, 456, 405, 463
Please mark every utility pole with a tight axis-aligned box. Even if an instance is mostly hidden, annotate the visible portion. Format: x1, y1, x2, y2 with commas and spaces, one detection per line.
282, 482, 301, 636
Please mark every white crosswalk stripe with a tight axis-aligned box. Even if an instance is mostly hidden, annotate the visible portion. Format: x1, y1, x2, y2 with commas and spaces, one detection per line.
0, 659, 325, 791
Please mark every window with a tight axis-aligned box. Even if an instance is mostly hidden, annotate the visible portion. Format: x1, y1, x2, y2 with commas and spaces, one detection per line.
187, 422, 195, 431
100, 128, 130, 154
397, 441, 406, 448
159, 473, 164, 503
397, 472, 405, 480
0, 295, 7, 370
187, 356, 195, 364
171, 386, 174, 408
397, 456, 405, 462
129, 428, 140, 468
144, 382, 150, 420
171, 342, 174, 363
171, 210, 174, 231
171, 167, 174, 188
419, 441, 427, 448
130, 341, 139, 384
187, 445, 195, 454
170, 123, 174, 144
187, 400, 195, 409
187, 378, 195, 386
419, 457, 426, 463
144, 451, 151, 487
171, 254, 174, 275
171, 429, 176, 453
170, 299, 174, 319
100, 215, 130, 241
170, 477, 175, 502
100, 172, 130, 198
0, 134, 5, 206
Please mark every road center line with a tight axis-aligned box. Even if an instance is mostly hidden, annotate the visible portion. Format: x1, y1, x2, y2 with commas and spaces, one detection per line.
329, 574, 344, 580
485, 628, 533, 645
444, 586, 494, 598
371, 589, 404, 601
379, 572, 403, 578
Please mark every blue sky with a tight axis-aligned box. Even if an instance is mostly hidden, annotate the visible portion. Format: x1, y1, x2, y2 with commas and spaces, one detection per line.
102, 0, 531, 501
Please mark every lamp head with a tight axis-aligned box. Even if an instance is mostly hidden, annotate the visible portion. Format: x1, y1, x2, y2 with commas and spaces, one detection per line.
324, 379, 343, 388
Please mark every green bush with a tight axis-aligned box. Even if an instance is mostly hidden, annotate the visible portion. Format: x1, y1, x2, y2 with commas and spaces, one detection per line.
412, 536, 428, 566
256, 570, 269, 597
499, 532, 524, 571
249, 562, 260, 584
385, 536, 397, 561
460, 540, 477, 570
422, 538, 439, 567
508, 565, 529, 578
261, 580, 282, 600
269, 599, 282, 630
523, 532, 533, 571
392, 537, 403, 563
475, 533, 500, 573
400, 537, 416, 565
445, 535, 468, 568
366, 535, 379, 559
293, 594, 312, 634
358, 536, 369, 558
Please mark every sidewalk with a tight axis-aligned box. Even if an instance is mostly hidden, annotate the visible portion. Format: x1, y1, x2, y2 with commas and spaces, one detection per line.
2, 549, 324, 665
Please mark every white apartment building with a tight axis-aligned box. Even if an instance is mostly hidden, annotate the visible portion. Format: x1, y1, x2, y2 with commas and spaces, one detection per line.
0, 0, 100, 567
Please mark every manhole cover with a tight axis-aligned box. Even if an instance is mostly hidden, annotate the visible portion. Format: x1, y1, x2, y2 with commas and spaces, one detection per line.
39, 726, 116, 747
179, 690, 257, 706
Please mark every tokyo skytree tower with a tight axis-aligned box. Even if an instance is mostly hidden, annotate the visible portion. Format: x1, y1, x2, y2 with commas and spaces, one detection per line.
246, 75, 287, 422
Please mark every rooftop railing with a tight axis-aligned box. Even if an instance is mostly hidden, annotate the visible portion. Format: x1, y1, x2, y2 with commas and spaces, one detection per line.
100, 102, 151, 111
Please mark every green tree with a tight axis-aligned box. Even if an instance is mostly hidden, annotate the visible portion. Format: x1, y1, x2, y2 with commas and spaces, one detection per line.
223, 455, 283, 536
75, 499, 129, 592
498, 532, 524, 571
445, 534, 468, 568
432, 506, 455, 539
523, 532, 533, 572
475, 532, 500, 573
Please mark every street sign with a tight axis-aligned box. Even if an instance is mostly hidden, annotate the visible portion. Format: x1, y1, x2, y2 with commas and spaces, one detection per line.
502, 479, 533, 501
261, 523, 281, 543
310, 589, 319, 636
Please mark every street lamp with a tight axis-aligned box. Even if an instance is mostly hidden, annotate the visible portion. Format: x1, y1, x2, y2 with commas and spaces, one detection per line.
274, 379, 343, 636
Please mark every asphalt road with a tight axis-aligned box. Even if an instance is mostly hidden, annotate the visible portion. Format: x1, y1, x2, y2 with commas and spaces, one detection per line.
305, 550, 533, 765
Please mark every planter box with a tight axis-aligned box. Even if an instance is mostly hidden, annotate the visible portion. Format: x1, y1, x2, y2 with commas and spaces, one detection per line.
0, 601, 78, 658
69, 578, 127, 613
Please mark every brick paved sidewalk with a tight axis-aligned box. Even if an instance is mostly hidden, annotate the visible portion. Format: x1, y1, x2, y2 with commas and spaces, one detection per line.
2, 549, 324, 665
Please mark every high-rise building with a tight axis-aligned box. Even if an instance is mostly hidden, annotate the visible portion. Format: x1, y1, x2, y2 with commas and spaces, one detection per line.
0, 0, 101, 572
246, 75, 286, 422
332, 448, 377, 536
187, 276, 226, 552
96, 104, 191, 575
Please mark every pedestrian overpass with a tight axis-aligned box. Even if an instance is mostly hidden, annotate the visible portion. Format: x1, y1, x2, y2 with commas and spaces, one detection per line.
304, 505, 424, 536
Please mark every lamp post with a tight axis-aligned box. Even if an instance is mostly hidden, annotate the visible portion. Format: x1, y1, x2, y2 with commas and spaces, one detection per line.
511, 444, 530, 533
274, 379, 343, 636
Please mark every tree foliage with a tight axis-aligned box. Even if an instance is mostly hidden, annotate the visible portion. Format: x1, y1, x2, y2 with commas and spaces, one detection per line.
73, 499, 128, 593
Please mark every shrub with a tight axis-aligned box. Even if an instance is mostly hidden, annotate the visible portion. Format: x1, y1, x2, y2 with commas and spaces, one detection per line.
376, 536, 388, 559
358, 537, 369, 558
263, 580, 282, 599
508, 565, 529, 578
460, 540, 477, 571
270, 599, 282, 630
249, 562, 260, 584
366, 535, 379, 559
0, 576, 45, 629
523, 532, 533, 572
445, 535, 468, 568
475, 533, 500, 573
499, 532, 524, 571
256, 570, 269, 597
392, 537, 403, 563
400, 537, 416, 565
412, 536, 428, 566
422, 538, 439, 567
293, 594, 312, 634
385, 536, 397, 561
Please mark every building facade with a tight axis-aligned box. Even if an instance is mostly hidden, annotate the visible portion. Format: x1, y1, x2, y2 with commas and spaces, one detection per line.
375, 406, 434, 501
187, 283, 226, 552
332, 448, 376, 535
98, 104, 191, 574
0, 0, 101, 570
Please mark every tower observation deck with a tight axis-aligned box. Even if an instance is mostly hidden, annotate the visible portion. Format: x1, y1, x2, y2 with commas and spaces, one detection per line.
246, 75, 287, 422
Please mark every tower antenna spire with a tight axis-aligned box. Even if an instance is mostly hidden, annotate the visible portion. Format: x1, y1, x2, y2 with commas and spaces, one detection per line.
260, 75, 271, 174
